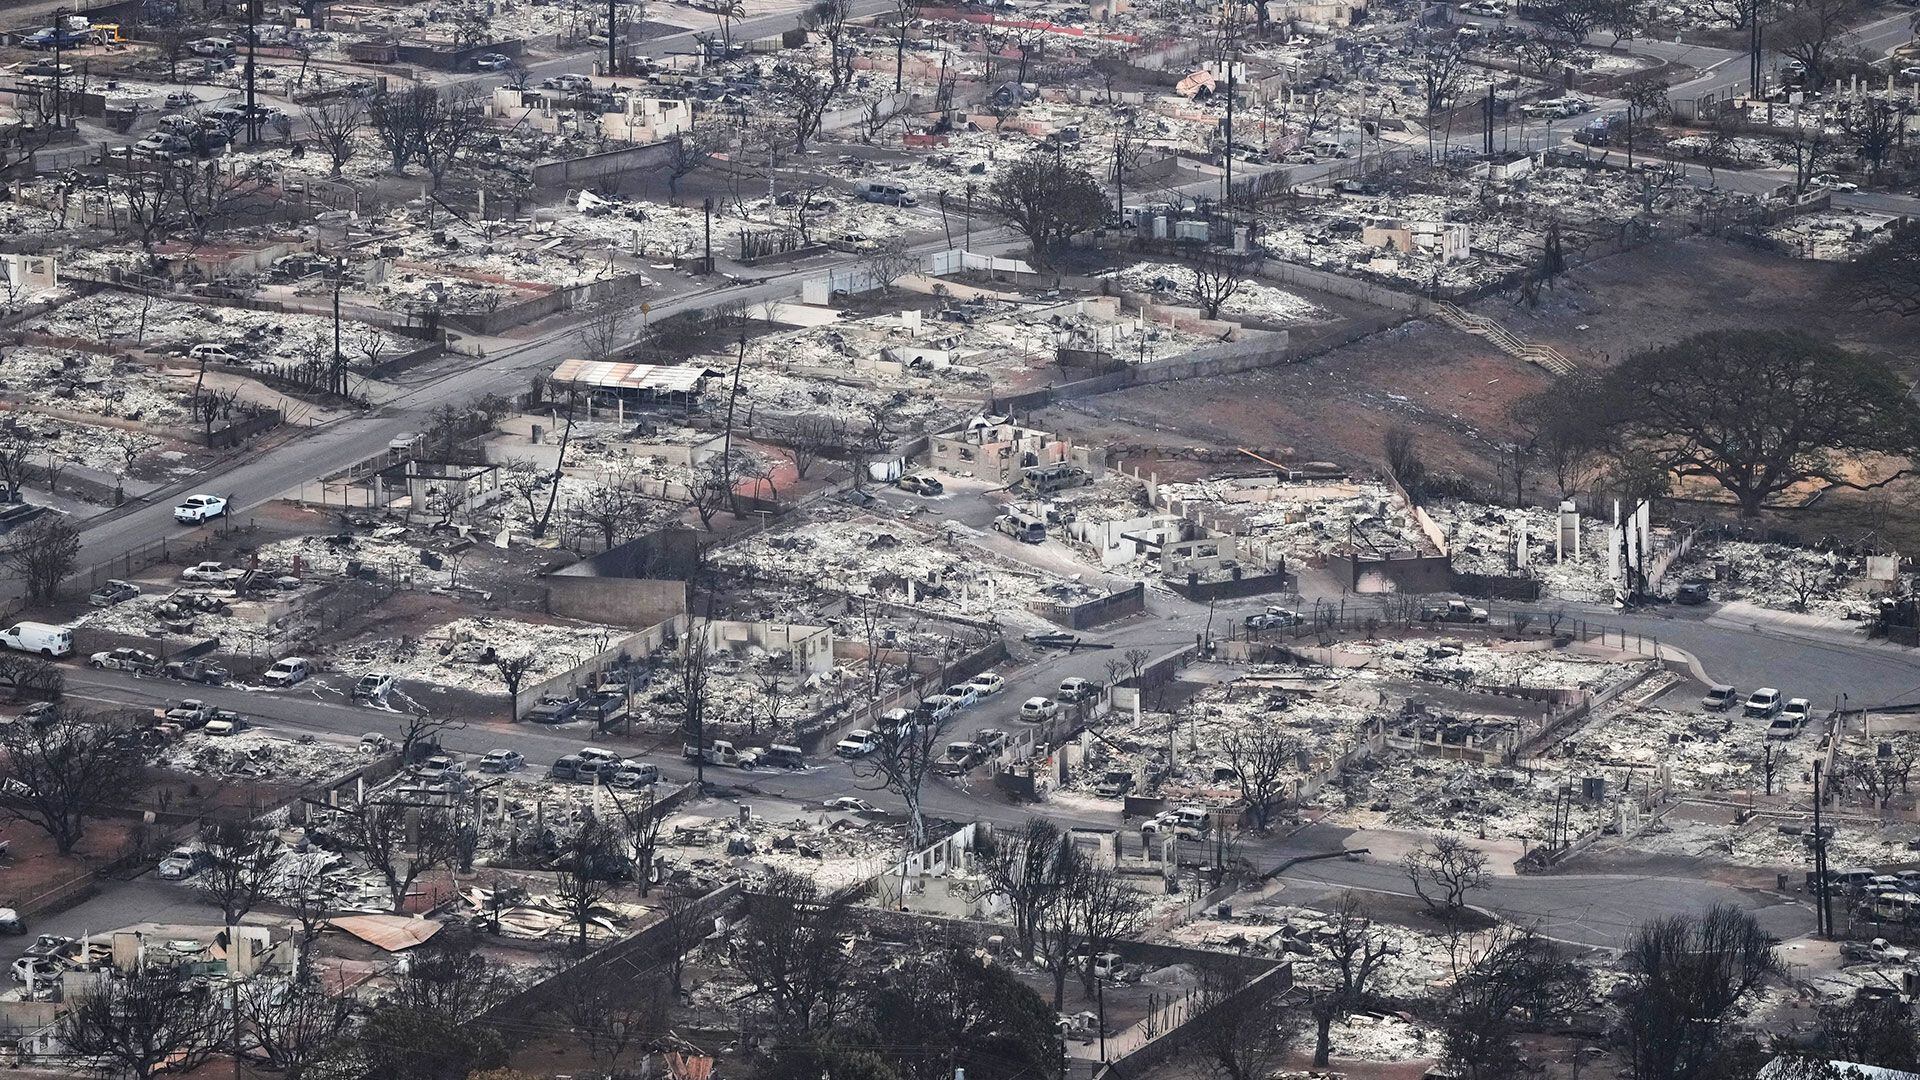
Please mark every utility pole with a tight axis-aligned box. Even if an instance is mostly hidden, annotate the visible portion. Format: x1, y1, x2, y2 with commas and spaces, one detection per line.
244, 0, 259, 146
1812, 759, 1833, 938
50, 7, 66, 130
1221, 9, 1235, 207
702, 195, 713, 273
1484, 83, 1494, 155
608, 0, 620, 74
1750, 18, 1761, 100
331, 256, 345, 397
721, 332, 746, 509
964, 180, 974, 249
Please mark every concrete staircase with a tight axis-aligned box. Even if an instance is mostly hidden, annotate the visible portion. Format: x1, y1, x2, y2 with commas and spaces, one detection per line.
1430, 301, 1577, 376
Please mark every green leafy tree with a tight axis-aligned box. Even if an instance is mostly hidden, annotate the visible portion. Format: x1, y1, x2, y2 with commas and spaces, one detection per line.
991, 153, 1110, 261
1581, 330, 1920, 516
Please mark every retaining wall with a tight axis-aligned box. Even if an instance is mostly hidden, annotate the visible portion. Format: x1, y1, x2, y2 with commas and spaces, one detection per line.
1030, 582, 1147, 629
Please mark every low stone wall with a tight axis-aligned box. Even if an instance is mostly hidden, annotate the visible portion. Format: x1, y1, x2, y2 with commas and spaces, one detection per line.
1165, 569, 1296, 601
1030, 582, 1147, 629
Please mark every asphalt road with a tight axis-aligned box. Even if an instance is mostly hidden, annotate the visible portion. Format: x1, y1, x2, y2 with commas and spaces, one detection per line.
1667, 10, 1918, 105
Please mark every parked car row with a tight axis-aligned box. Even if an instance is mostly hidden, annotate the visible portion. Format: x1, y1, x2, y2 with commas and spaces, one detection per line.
1702, 683, 1814, 738
553, 746, 663, 788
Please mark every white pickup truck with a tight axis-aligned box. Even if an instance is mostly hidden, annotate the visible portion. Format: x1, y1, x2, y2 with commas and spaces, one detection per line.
174, 493, 228, 524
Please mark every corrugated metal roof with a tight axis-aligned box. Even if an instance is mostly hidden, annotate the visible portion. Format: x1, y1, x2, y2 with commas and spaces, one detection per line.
550, 359, 719, 393
328, 914, 443, 952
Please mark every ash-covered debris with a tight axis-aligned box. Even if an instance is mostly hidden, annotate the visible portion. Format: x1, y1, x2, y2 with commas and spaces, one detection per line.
1659, 538, 1877, 618
711, 509, 1104, 625
156, 730, 365, 781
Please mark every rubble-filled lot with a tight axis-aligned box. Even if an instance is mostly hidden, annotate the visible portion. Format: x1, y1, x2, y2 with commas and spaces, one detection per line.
711, 508, 1106, 627
659, 807, 909, 893
1155, 477, 1434, 561
26, 291, 417, 370
326, 615, 632, 696
1762, 209, 1902, 262
1260, 159, 1775, 292
1656, 537, 1877, 618
156, 729, 365, 784
1343, 638, 1644, 693
1100, 262, 1328, 327
80, 588, 316, 656
1423, 499, 1620, 603
0, 344, 195, 427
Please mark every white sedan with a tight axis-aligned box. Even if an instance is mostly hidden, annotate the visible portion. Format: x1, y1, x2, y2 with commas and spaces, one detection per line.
1019, 696, 1059, 721
967, 672, 1006, 696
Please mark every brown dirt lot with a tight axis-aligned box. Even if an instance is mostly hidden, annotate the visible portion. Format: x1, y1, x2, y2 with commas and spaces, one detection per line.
1038, 319, 1554, 487
1038, 235, 1920, 542
1486, 235, 1917, 374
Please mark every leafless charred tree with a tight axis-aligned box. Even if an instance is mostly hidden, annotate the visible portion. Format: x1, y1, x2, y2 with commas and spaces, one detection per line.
808, 0, 855, 92
62, 972, 232, 1080
338, 798, 462, 913
735, 869, 858, 1034
975, 818, 1068, 957
238, 976, 351, 1080
852, 684, 951, 853
662, 891, 710, 993
861, 237, 920, 294
500, 458, 550, 526
0, 515, 81, 603
1845, 99, 1901, 179
571, 477, 644, 551
1070, 860, 1148, 993
1621, 74, 1671, 167
368, 86, 436, 174
199, 818, 280, 926
1197, 967, 1301, 1080
390, 931, 516, 1022
781, 415, 843, 481
679, 613, 716, 784
666, 124, 730, 199
1441, 924, 1591, 1080
1189, 249, 1252, 321
554, 816, 621, 950
276, 858, 334, 978
687, 455, 734, 531
305, 96, 365, 179
892, 0, 916, 89
604, 782, 667, 896
1619, 905, 1780, 1080
0, 707, 146, 854
551, 963, 668, 1075
492, 652, 539, 710
1403, 834, 1491, 923
1310, 892, 1396, 1066
1224, 721, 1298, 830
1785, 120, 1837, 195
772, 65, 835, 152
396, 708, 461, 765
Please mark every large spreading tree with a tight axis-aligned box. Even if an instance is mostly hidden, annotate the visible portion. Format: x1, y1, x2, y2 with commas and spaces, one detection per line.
1582, 329, 1920, 516
991, 152, 1109, 261
1839, 217, 1920, 321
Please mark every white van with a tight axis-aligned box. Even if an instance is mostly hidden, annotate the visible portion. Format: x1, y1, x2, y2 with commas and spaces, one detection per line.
0, 622, 72, 657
